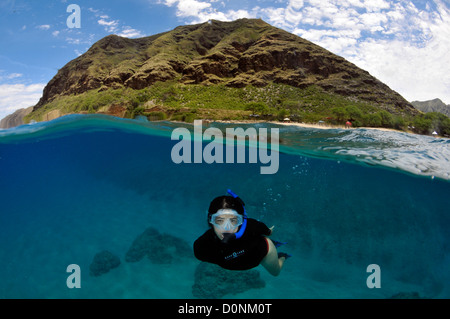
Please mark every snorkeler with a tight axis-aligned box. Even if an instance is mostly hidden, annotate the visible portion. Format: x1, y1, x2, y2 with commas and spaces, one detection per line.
193, 190, 290, 276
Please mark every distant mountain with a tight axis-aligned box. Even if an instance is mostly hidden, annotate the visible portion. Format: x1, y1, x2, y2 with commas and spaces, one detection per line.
22, 18, 418, 127
0, 106, 33, 129
411, 98, 450, 117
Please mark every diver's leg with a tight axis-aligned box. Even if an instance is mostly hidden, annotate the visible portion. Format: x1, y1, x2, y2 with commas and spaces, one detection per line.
261, 238, 285, 276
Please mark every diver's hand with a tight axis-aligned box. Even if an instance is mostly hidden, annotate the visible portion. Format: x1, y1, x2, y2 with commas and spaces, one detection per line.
269, 225, 275, 235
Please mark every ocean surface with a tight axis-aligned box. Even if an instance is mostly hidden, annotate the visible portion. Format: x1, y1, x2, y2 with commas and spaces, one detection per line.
0, 114, 449, 299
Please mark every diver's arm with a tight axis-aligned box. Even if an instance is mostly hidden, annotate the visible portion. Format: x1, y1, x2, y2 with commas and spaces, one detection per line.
193, 233, 214, 263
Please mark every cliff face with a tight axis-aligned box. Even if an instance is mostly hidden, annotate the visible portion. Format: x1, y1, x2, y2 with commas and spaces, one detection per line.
0, 107, 33, 129
411, 99, 450, 117
30, 18, 418, 122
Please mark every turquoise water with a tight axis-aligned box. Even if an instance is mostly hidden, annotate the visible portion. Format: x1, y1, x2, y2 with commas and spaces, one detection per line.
0, 114, 449, 298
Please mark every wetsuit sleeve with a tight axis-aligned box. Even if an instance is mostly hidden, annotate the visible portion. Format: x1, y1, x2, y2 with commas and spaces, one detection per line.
193, 237, 207, 262
193, 232, 216, 263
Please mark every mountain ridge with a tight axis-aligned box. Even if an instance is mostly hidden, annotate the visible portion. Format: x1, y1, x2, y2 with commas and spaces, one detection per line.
0, 106, 33, 129
411, 98, 450, 117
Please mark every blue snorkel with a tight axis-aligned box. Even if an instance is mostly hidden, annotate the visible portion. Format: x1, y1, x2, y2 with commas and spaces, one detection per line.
227, 189, 247, 239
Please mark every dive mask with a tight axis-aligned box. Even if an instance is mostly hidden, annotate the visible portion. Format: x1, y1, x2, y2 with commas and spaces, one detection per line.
209, 209, 243, 231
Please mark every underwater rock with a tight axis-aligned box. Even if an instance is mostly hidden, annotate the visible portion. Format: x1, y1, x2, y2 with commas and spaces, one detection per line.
148, 232, 192, 264
125, 226, 192, 264
89, 250, 121, 277
125, 227, 157, 262
192, 262, 265, 299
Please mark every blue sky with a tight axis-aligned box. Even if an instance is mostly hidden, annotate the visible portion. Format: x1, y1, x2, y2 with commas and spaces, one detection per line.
1, 0, 449, 121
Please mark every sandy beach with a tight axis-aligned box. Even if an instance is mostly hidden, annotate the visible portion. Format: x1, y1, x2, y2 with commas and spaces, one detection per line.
275, 121, 411, 133
215, 119, 407, 134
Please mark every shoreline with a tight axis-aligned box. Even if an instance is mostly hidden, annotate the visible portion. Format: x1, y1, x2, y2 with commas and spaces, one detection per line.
214, 119, 410, 134
274, 121, 410, 133
6, 111, 443, 138
213, 119, 447, 138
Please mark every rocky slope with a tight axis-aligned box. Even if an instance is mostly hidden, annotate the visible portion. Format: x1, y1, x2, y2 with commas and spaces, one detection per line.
411, 98, 450, 117
32, 19, 417, 117
0, 106, 33, 129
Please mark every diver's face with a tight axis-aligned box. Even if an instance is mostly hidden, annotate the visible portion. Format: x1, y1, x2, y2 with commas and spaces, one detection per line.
210, 212, 241, 239
213, 215, 239, 240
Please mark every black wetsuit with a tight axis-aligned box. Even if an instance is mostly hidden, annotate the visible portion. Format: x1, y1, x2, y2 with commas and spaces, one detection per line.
193, 218, 271, 271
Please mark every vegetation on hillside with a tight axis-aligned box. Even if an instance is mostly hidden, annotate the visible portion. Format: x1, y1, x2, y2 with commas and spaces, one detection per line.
412, 112, 450, 136
26, 81, 446, 134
